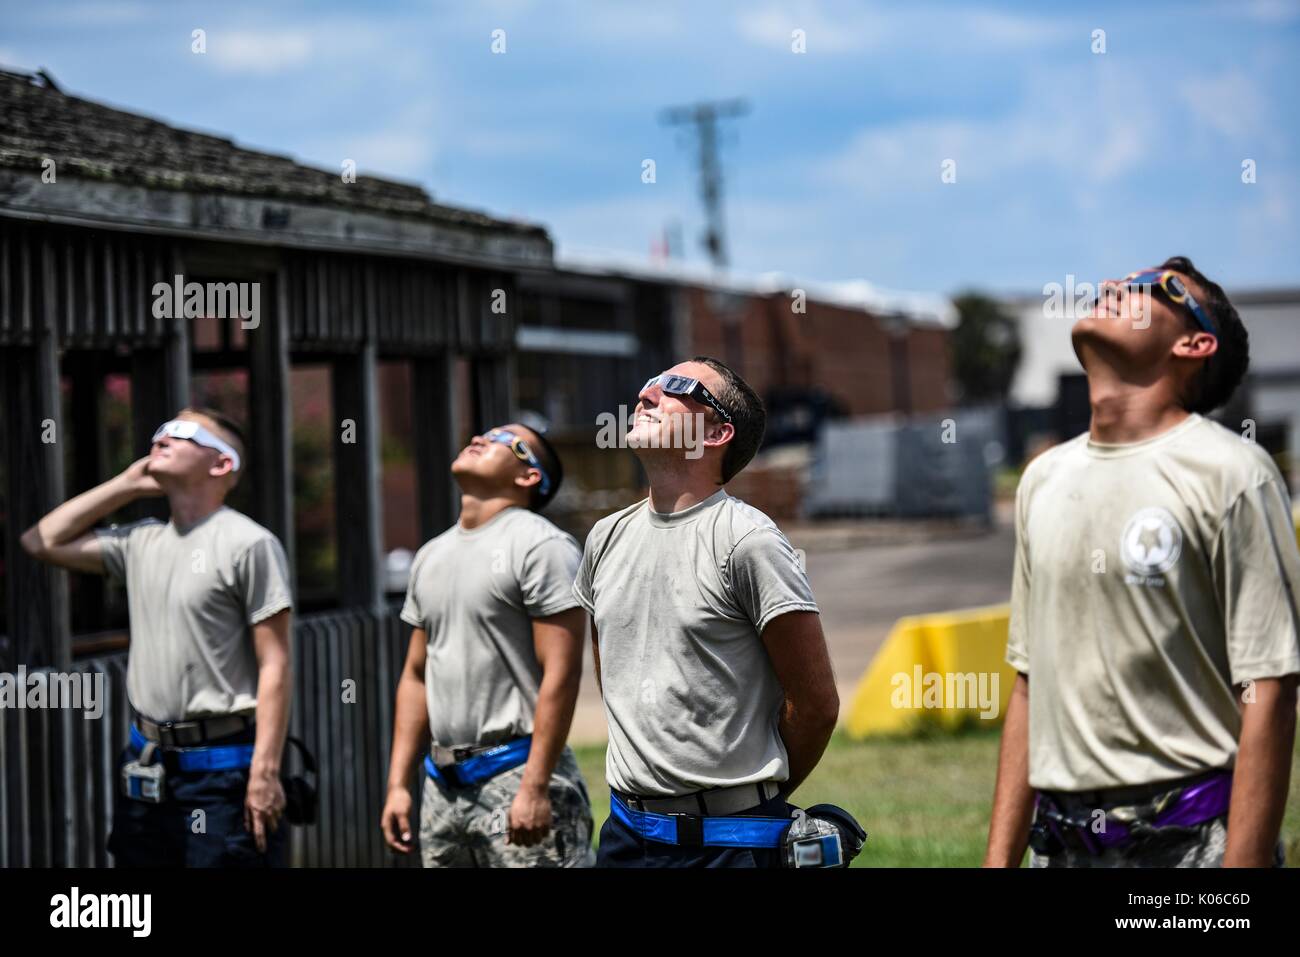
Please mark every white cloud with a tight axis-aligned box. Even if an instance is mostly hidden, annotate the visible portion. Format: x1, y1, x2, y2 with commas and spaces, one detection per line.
1179, 71, 1267, 140
1239, 0, 1300, 23
814, 63, 1156, 196
736, 1, 1070, 55
39, 2, 150, 25
737, 2, 881, 54
206, 29, 313, 76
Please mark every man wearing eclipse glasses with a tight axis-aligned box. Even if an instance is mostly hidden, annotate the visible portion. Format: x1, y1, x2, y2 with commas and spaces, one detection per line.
21, 407, 294, 867
381, 422, 595, 867
986, 257, 1300, 868
574, 357, 840, 867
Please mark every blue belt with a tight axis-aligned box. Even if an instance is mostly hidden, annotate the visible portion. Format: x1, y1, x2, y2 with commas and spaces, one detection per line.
130, 724, 255, 772
610, 792, 792, 848
423, 736, 531, 788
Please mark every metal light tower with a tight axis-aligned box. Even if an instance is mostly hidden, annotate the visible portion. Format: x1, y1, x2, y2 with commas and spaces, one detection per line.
660, 98, 749, 270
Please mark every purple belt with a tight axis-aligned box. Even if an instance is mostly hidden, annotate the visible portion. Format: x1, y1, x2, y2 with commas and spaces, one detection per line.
1036, 771, 1232, 854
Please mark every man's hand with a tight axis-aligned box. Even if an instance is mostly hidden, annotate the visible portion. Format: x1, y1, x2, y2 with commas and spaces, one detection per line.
244, 770, 286, 853
381, 786, 416, 853
119, 455, 165, 498
507, 782, 553, 847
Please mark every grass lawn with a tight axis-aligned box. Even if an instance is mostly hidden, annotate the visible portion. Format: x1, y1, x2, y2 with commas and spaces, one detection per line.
573, 729, 1300, 867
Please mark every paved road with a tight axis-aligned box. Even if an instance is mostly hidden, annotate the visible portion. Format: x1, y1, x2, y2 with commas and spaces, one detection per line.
568, 512, 1017, 743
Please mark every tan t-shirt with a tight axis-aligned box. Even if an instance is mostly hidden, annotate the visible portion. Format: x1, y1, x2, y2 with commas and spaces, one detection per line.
96, 506, 293, 722
1007, 414, 1300, 792
573, 490, 820, 797
400, 507, 583, 749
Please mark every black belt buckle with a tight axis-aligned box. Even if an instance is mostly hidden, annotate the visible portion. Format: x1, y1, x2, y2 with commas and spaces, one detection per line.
160, 721, 185, 748
438, 761, 466, 788
1028, 819, 1064, 856
670, 812, 704, 847
1035, 802, 1105, 857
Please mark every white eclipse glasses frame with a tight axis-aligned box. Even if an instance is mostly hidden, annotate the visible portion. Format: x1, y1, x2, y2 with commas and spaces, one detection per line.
151, 419, 242, 472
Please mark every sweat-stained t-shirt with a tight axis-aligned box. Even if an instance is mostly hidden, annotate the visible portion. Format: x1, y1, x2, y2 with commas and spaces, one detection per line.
573, 489, 820, 797
96, 506, 294, 722
400, 506, 582, 749
1006, 413, 1300, 792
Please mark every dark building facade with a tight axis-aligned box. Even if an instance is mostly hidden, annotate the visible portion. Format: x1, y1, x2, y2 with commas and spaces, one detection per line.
0, 69, 549, 866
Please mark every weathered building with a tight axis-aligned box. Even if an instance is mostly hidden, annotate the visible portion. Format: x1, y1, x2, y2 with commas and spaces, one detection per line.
0, 68, 549, 866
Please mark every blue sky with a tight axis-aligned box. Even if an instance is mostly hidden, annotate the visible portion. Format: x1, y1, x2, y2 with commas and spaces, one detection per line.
2, 0, 1297, 296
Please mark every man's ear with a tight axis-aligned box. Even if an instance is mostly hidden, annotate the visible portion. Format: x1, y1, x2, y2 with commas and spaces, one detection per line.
704, 420, 734, 446
1173, 330, 1218, 361
210, 455, 237, 480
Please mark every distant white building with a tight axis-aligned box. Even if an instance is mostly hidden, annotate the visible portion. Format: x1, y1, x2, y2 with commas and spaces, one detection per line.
1004, 288, 1300, 486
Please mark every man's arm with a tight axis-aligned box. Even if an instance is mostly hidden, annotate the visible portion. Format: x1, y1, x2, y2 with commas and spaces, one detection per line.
381, 626, 431, 853
1224, 674, 1298, 867
509, 606, 586, 847
244, 609, 291, 853
761, 610, 839, 799
984, 672, 1034, 867
20, 456, 161, 573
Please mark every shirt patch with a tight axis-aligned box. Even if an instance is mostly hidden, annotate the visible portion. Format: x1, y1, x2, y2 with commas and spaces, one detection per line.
1121, 506, 1183, 587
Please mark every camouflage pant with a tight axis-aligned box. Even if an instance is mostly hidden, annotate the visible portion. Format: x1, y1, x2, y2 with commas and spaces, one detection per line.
1030, 776, 1290, 868
419, 746, 595, 868
1030, 816, 1230, 868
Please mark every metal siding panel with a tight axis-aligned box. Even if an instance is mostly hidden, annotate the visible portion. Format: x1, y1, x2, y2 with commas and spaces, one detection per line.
0, 230, 10, 340
20, 232, 34, 337
81, 236, 95, 345
101, 239, 116, 341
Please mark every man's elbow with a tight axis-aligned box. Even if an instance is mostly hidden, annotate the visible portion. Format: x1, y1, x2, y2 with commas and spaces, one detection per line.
800, 688, 840, 734
551, 658, 584, 699
19, 526, 47, 561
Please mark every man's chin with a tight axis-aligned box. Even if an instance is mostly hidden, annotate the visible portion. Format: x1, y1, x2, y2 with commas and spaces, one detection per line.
1070, 317, 1121, 368
1070, 315, 1104, 340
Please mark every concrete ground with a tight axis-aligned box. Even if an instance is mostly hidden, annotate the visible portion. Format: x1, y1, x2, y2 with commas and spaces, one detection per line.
569, 505, 1017, 743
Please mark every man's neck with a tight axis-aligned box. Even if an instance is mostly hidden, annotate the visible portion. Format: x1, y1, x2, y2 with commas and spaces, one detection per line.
164, 486, 226, 530
641, 458, 723, 514
458, 494, 519, 530
1086, 365, 1191, 445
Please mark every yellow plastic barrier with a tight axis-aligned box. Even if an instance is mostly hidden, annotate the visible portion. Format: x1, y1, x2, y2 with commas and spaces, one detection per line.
846, 604, 1017, 738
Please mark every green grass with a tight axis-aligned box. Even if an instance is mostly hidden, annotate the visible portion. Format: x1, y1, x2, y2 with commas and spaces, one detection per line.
574, 729, 1300, 867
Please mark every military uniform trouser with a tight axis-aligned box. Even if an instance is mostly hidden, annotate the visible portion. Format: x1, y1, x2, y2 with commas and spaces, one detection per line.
108, 746, 287, 868
419, 745, 595, 867
595, 792, 792, 868
1030, 813, 1285, 868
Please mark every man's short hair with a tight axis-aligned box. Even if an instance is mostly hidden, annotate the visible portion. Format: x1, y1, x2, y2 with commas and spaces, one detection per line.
523, 427, 563, 511
689, 356, 766, 484
1160, 256, 1249, 415
180, 406, 247, 477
